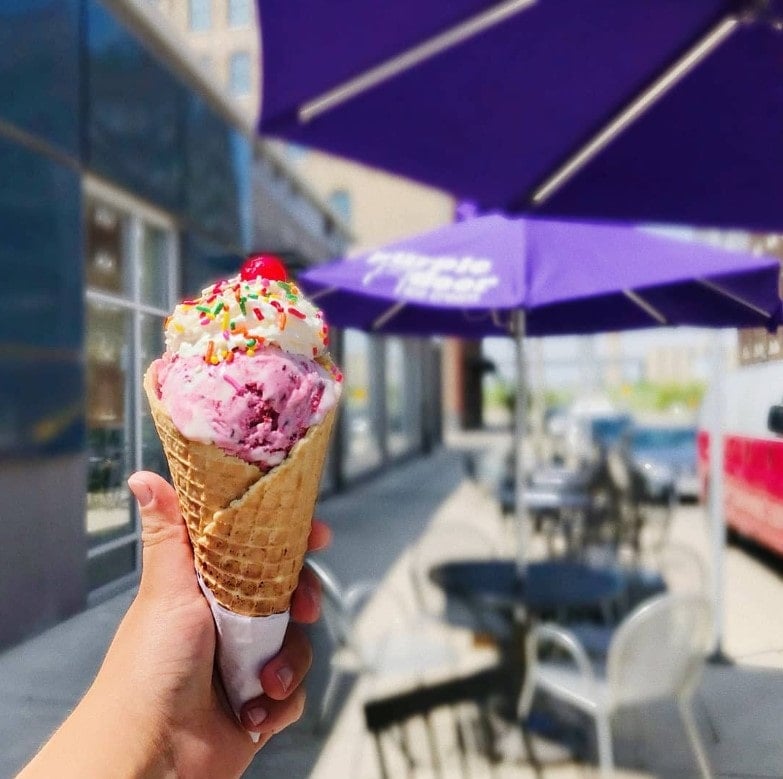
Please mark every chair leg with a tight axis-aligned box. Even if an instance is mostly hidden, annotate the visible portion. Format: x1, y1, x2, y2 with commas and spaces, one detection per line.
678, 696, 713, 779
316, 664, 343, 733
595, 711, 614, 779
516, 673, 535, 720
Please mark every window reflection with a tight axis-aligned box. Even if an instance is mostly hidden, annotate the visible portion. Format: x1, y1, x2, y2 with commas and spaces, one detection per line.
140, 313, 167, 476
86, 201, 129, 295
84, 185, 176, 590
87, 542, 137, 591
85, 300, 133, 547
386, 339, 410, 456
141, 224, 170, 309
343, 330, 381, 476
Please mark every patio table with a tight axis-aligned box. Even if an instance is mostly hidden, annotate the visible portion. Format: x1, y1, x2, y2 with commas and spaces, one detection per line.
429, 558, 628, 733
429, 558, 625, 620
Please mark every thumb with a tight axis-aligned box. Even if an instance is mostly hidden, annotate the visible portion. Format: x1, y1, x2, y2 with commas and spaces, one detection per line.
128, 471, 197, 600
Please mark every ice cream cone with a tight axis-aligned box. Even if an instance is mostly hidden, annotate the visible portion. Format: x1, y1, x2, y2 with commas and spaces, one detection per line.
143, 363, 336, 617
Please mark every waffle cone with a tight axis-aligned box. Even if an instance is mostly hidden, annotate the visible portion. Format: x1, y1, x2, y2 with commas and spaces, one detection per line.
143, 363, 336, 617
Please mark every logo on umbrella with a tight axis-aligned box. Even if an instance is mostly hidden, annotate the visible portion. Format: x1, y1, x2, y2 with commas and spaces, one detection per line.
363, 250, 499, 305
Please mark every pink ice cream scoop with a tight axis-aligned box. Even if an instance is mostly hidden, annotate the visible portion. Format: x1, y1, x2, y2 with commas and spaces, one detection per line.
155, 348, 339, 471
155, 267, 342, 470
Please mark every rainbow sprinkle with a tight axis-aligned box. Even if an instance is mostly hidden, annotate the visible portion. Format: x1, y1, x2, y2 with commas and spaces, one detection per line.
167, 274, 333, 365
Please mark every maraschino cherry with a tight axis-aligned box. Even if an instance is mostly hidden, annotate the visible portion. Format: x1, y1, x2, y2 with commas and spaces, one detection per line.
241, 253, 288, 282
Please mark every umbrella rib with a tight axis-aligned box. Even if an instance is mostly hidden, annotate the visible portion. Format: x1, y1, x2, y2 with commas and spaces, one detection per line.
307, 285, 338, 301
490, 309, 514, 333
530, 14, 739, 205
696, 277, 776, 318
623, 289, 668, 325
298, 0, 536, 123
372, 301, 406, 330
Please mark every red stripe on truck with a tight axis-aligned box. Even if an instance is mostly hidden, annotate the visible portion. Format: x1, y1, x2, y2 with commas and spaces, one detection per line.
699, 431, 783, 557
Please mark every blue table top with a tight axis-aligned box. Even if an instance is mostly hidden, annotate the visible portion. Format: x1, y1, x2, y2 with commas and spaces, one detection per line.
429, 559, 626, 614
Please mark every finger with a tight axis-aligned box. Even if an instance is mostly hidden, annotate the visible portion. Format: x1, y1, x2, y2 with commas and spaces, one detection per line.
307, 520, 331, 552
259, 624, 313, 701
128, 471, 195, 598
290, 566, 321, 624
241, 687, 307, 735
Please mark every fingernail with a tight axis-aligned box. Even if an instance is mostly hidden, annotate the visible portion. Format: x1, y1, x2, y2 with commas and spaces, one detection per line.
127, 476, 153, 508
246, 706, 267, 728
276, 666, 294, 693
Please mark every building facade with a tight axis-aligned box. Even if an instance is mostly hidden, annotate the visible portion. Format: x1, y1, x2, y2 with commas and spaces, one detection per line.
0, 0, 446, 651
0, 0, 352, 649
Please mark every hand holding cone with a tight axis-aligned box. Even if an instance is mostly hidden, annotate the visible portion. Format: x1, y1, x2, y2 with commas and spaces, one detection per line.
141, 258, 341, 728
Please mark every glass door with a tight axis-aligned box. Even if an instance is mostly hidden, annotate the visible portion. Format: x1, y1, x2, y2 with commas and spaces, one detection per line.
84, 178, 178, 596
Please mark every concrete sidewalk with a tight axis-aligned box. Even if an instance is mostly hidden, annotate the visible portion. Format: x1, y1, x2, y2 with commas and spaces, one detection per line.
0, 444, 472, 778
3, 429, 783, 778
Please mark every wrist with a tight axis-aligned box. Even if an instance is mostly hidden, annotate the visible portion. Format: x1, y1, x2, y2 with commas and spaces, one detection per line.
79, 684, 175, 778
18, 686, 174, 779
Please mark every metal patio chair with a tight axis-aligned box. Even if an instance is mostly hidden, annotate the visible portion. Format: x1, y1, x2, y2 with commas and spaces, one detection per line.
518, 593, 714, 779
568, 542, 708, 658
363, 665, 509, 779
305, 557, 459, 731
409, 520, 510, 640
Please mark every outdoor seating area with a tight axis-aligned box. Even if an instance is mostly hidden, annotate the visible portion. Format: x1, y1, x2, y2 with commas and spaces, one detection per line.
298, 430, 727, 779
6, 431, 783, 779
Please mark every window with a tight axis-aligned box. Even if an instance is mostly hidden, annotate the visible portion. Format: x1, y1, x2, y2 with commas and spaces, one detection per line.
84, 180, 178, 593
386, 339, 422, 457
227, 0, 251, 27
188, 0, 211, 31
343, 330, 382, 476
229, 51, 251, 95
327, 189, 352, 224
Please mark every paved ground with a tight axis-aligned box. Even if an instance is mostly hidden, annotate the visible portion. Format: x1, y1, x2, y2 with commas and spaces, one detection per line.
3, 427, 783, 778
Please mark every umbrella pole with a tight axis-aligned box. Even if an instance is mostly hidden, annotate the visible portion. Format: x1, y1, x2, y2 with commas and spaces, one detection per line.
514, 310, 528, 573
708, 331, 729, 662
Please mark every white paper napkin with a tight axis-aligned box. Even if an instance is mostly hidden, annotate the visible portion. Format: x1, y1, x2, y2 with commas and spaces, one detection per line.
198, 576, 290, 743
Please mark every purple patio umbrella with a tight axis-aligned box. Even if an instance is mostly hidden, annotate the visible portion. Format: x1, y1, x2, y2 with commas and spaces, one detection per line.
301, 214, 782, 337
300, 213, 782, 642
257, 0, 783, 232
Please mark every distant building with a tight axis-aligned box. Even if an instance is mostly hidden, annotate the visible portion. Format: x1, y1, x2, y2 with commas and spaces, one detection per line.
644, 343, 710, 384
142, 0, 260, 120
282, 146, 455, 254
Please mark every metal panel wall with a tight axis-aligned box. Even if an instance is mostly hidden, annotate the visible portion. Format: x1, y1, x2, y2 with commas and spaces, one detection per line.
184, 96, 252, 250
0, 1, 81, 156
84, 0, 185, 211
0, 135, 84, 458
